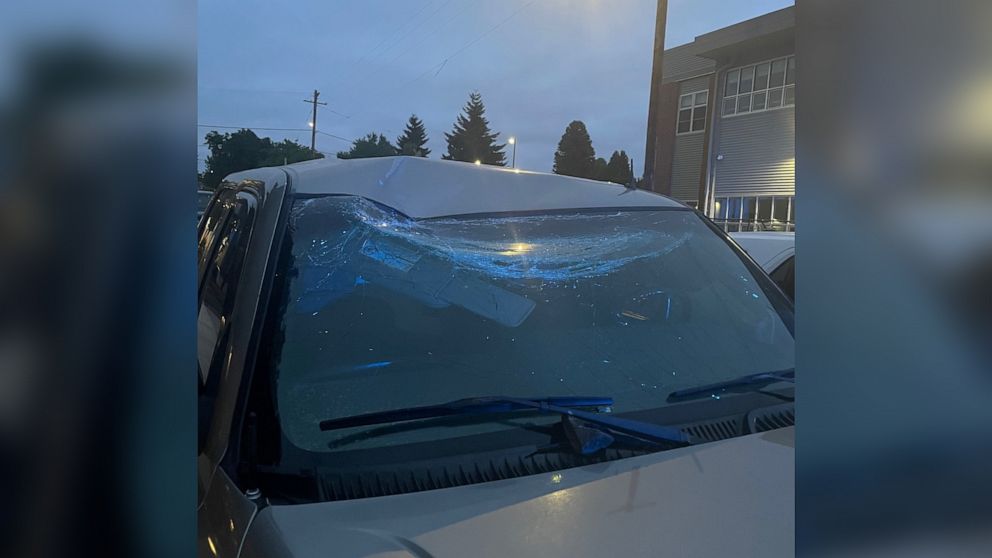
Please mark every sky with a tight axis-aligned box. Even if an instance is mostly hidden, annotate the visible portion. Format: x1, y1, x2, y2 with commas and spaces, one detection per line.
198, 0, 794, 174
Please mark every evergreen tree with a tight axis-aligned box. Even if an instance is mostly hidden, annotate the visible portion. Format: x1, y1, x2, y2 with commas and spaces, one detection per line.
605, 150, 634, 185
337, 133, 398, 159
553, 120, 596, 179
443, 92, 506, 165
593, 157, 609, 181
396, 114, 431, 157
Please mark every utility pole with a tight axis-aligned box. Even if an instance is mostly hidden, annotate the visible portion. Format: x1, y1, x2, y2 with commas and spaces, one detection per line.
303, 89, 327, 154
642, 0, 668, 192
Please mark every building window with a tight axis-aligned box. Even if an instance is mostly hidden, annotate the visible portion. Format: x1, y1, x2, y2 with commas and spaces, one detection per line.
677, 90, 708, 134
723, 55, 795, 117
712, 195, 794, 231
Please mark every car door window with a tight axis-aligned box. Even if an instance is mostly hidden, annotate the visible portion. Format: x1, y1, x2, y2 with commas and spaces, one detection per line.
198, 190, 257, 450
198, 189, 233, 279
769, 255, 795, 301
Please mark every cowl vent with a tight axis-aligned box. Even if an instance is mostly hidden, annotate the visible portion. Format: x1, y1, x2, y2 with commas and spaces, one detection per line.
314, 405, 794, 502
746, 403, 795, 433
681, 417, 743, 442
317, 447, 649, 502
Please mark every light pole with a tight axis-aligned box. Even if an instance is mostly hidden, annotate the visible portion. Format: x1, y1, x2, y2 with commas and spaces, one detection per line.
508, 136, 517, 168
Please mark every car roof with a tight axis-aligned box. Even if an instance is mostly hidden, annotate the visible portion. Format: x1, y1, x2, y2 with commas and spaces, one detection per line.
729, 232, 795, 269
264, 156, 684, 219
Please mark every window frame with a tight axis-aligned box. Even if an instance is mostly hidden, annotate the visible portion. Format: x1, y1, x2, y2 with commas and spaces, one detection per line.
711, 195, 795, 232
722, 55, 795, 118
769, 255, 795, 301
198, 189, 259, 451
676, 90, 709, 135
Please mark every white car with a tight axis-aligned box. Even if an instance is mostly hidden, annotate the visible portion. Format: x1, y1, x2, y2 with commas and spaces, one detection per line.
198, 157, 795, 558
731, 232, 795, 301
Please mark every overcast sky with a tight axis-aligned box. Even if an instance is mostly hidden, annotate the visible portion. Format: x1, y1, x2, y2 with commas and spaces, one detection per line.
198, 0, 793, 173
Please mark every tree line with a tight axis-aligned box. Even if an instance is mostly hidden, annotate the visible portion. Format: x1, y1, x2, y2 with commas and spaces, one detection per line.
201, 91, 635, 189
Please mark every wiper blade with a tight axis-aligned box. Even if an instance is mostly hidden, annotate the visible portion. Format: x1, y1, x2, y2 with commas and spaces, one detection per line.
319, 395, 691, 445
667, 369, 795, 403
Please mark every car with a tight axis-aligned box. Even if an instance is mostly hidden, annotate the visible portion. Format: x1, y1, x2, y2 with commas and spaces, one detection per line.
731, 231, 795, 301
197, 189, 214, 222
198, 156, 795, 558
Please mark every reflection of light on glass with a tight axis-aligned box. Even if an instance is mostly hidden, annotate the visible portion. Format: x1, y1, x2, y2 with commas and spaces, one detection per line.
499, 242, 534, 255
229, 519, 235, 532
551, 472, 563, 484
207, 537, 218, 556
621, 310, 649, 321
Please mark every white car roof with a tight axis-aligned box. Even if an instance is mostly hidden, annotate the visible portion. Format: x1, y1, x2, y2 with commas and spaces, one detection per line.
265, 156, 683, 219
730, 232, 795, 270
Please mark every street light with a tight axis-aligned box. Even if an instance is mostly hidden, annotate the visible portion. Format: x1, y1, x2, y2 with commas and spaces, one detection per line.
508, 136, 517, 168
474, 160, 482, 165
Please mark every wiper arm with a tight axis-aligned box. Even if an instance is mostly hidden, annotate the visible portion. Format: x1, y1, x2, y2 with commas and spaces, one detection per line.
319, 395, 691, 445
667, 369, 795, 403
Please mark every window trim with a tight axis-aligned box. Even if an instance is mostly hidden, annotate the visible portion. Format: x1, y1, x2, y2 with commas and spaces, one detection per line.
198, 189, 259, 453
721, 55, 795, 118
711, 194, 795, 232
676, 90, 709, 135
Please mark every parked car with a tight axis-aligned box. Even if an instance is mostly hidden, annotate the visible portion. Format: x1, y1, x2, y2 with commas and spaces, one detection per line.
197, 189, 214, 222
198, 156, 795, 558
731, 231, 795, 301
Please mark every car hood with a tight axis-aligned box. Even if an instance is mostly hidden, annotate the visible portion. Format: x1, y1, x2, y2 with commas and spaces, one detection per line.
243, 428, 794, 558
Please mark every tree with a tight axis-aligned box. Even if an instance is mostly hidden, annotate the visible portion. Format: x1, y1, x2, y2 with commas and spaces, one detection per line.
396, 114, 430, 157
593, 157, 609, 181
201, 128, 321, 190
261, 139, 325, 167
443, 92, 506, 165
604, 150, 634, 185
553, 120, 596, 179
336, 133, 398, 159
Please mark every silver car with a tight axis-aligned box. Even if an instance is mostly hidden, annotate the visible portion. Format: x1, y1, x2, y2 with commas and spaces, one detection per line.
198, 156, 795, 557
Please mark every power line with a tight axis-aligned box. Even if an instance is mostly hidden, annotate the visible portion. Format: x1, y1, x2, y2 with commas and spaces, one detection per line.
439, 0, 536, 69
197, 124, 311, 132
337, 0, 453, 98
371, 0, 453, 69
373, 0, 452, 62
198, 86, 310, 96
196, 124, 353, 144
316, 130, 354, 143
344, 0, 536, 120
345, 1, 436, 76
378, 0, 471, 75
330, 1, 467, 116
198, 86, 349, 120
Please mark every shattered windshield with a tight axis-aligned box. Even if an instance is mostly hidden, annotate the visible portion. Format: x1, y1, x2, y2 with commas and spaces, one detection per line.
271, 196, 794, 452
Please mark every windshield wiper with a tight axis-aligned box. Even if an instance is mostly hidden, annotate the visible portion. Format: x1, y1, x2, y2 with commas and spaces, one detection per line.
666, 369, 795, 403
319, 395, 691, 445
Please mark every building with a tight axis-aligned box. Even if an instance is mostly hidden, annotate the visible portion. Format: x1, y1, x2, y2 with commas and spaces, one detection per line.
643, 6, 795, 231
